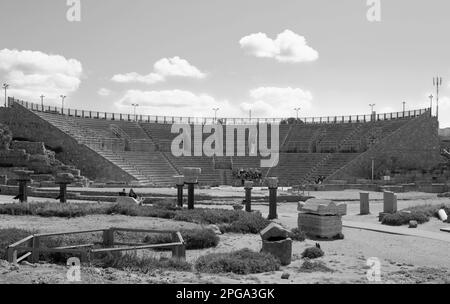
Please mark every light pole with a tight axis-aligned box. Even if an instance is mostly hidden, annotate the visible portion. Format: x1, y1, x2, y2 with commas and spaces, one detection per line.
428, 94, 434, 113
402, 101, 406, 113
60, 95, 66, 112
212, 108, 219, 123
40, 95, 45, 111
433, 76, 442, 120
131, 103, 139, 121
2, 83, 9, 107
294, 107, 301, 120
369, 103, 376, 113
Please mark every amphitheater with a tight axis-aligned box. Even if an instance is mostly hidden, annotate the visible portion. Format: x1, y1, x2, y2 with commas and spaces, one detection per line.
0, 97, 445, 189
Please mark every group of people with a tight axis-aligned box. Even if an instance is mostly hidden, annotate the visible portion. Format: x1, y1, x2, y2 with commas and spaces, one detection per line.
314, 175, 326, 184
118, 188, 138, 199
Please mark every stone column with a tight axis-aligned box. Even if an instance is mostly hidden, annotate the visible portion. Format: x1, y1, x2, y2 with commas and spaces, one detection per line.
183, 168, 201, 210
56, 173, 74, 203
359, 192, 370, 215
244, 181, 253, 212
14, 170, 33, 203
174, 175, 184, 208
383, 191, 397, 213
267, 177, 278, 220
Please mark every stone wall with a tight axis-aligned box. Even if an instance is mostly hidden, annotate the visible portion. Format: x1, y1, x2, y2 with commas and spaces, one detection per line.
327, 113, 443, 181
0, 105, 136, 183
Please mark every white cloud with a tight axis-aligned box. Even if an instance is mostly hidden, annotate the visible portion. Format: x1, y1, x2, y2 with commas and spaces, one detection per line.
115, 86, 314, 119
116, 89, 238, 117
98, 88, 112, 96
112, 56, 206, 85
239, 30, 319, 63
0, 49, 82, 101
241, 86, 313, 117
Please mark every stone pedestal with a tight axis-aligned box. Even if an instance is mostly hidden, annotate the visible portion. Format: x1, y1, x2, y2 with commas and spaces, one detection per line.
359, 192, 370, 215
244, 181, 253, 212
56, 173, 74, 203
267, 177, 278, 220
183, 168, 201, 210
14, 170, 33, 203
174, 175, 184, 208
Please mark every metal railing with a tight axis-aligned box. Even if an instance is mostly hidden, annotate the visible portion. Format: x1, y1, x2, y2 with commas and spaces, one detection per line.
9, 97, 431, 126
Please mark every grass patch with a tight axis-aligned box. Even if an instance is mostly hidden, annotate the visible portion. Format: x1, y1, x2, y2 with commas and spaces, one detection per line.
0, 228, 36, 260
95, 252, 192, 273
0, 202, 271, 234
143, 228, 219, 250
0, 202, 109, 218
299, 260, 333, 273
195, 248, 280, 274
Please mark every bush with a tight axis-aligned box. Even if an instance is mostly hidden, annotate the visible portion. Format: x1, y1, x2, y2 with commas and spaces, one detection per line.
301, 246, 324, 259
143, 229, 219, 250
195, 248, 280, 274
96, 252, 192, 273
289, 228, 306, 242
382, 211, 429, 226
299, 260, 333, 273
0, 202, 108, 218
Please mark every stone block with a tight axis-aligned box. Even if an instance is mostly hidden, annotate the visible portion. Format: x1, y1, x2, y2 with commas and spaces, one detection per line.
261, 238, 292, 266
359, 192, 370, 215
244, 181, 254, 189
266, 177, 278, 188
56, 173, 74, 184
260, 223, 289, 241
298, 213, 343, 239
173, 175, 184, 186
298, 199, 347, 216
408, 220, 418, 228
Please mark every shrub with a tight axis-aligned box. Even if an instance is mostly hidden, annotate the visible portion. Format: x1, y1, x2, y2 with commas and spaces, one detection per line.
289, 228, 306, 242
299, 260, 333, 273
195, 248, 280, 274
0, 202, 108, 218
143, 229, 219, 250
218, 212, 271, 234
96, 252, 192, 273
301, 246, 324, 259
382, 211, 429, 226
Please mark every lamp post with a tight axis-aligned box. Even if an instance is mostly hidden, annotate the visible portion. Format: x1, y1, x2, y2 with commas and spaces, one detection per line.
369, 103, 376, 112
60, 95, 66, 113
402, 101, 406, 113
428, 94, 434, 114
294, 107, 301, 121
131, 103, 139, 121
369, 104, 376, 121
40, 95, 45, 111
212, 107, 219, 123
2, 83, 9, 107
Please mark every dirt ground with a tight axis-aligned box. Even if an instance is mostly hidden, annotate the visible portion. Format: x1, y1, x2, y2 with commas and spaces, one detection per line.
0, 188, 449, 284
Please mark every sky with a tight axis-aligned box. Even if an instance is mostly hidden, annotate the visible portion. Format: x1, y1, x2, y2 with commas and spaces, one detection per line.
0, 0, 450, 127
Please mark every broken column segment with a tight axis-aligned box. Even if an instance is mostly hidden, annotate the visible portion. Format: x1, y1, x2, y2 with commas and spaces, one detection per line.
244, 181, 253, 212
14, 170, 33, 203
260, 222, 292, 266
298, 199, 347, 239
267, 177, 278, 220
55, 173, 74, 203
183, 167, 201, 210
